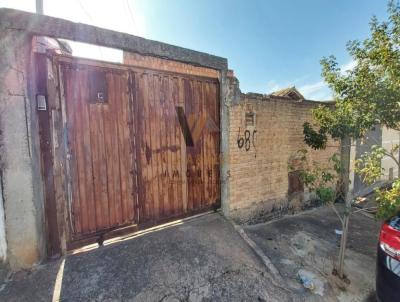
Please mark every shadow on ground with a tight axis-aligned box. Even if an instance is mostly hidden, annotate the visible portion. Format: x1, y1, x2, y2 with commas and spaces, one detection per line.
0, 213, 293, 302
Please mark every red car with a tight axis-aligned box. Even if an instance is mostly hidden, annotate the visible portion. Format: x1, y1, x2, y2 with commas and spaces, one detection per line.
376, 216, 400, 301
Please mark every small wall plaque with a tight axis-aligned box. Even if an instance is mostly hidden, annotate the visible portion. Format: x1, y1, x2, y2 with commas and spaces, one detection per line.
89, 70, 108, 103
37, 94, 47, 111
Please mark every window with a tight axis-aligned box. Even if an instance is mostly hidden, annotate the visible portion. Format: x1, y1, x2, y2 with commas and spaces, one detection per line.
245, 112, 255, 127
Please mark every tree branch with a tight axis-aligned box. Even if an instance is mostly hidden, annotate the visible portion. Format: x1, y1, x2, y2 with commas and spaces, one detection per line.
328, 201, 344, 225
383, 149, 400, 170
352, 206, 377, 214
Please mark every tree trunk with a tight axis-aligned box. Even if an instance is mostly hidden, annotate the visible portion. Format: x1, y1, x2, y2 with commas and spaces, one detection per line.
338, 136, 352, 278
338, 210, 350, 278
339, 136, 351, 201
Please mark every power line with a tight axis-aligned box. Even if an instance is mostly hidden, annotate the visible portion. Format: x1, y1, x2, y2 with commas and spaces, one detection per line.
36, 0, 43, 14
125, 0, 137, 33
77, 0, 94, 21
76, 0, 105, 58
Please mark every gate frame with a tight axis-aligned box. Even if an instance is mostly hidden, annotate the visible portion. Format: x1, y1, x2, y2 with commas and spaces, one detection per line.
50, 55, 224, 249
0, 8, 231, 259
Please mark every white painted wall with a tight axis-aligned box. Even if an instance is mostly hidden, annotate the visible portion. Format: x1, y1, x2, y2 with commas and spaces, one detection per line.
0, 173, 7, 262
349, 139, 357, 194
381, 127, 400, 180
350, 126, 400, 195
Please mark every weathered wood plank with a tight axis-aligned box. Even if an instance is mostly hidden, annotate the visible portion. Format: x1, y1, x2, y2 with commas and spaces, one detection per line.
69, 69, 89, 234
205, 81, 213, 205
102, 73, 116, 227
37, 54, 61, 255
149, 74, 161, 221
111, 73, 123, 224
55, 62, 72, 252
199, 80, 206, 209
127, 72, 138, 222
172, 76, 183, 214
79, 69, 99, 233
179, 77, 188, 213
62, 65, 82, 235
158, 75, 168, 217
142, 73, 154, 221
164, 76, 174, 216
119, 71, 135, 222
116, 72, 129, 224
88, 76, 105, 232
54, 57, 220, 246
133, 71, 146, 222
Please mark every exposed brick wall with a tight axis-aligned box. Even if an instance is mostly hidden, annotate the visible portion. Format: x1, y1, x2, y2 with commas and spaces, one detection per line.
123, 51, 339, 222
229, 93, 339, 222
123, 52, 219, 78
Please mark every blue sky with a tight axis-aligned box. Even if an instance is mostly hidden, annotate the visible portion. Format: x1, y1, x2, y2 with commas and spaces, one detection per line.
0, 0, 389, 100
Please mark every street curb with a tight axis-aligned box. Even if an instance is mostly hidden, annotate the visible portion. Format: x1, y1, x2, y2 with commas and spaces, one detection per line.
222, 214, 285, 284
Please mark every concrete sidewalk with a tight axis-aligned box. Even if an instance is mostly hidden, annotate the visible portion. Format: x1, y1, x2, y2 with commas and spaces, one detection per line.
0, 213, 293, 302
243, 206, 381, 302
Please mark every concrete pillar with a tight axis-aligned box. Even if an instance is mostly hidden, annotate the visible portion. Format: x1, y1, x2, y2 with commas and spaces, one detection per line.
219, 70, 240, 216
0, 30, 45, 269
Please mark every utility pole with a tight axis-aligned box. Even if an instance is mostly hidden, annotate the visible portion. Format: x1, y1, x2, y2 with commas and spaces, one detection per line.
36, 0, 43, 14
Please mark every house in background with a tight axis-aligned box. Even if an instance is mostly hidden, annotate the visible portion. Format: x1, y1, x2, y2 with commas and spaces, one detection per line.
270, 86, 305, 101
350, 127, 400, 196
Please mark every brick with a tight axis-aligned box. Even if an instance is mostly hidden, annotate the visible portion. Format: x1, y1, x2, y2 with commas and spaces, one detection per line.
229, 96, 339, 213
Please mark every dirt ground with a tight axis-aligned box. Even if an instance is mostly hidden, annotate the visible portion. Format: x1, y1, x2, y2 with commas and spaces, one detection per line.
244, 205, 381, 302
0, 213, 294, 302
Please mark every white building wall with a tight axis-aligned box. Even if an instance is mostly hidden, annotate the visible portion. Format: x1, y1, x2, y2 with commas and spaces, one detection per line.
350, 126, 400, 196
381, 127, 400, 180
349, 139, 357, 194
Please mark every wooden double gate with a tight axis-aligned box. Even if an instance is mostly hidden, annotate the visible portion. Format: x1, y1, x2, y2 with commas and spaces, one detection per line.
52, 57, 220, 247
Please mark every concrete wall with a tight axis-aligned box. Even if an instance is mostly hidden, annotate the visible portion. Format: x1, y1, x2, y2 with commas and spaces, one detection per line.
381, 127, 400, 180
350, 126, 400, 196
351, 126, 382, 194
228, 92, 339, 223
0, 30, 46, 269
0, 8, 227, 71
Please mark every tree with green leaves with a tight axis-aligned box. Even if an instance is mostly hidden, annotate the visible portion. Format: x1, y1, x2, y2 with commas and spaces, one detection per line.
301, 0, 400, 279
290, 150, 352, 281
355, 144, 400, 219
